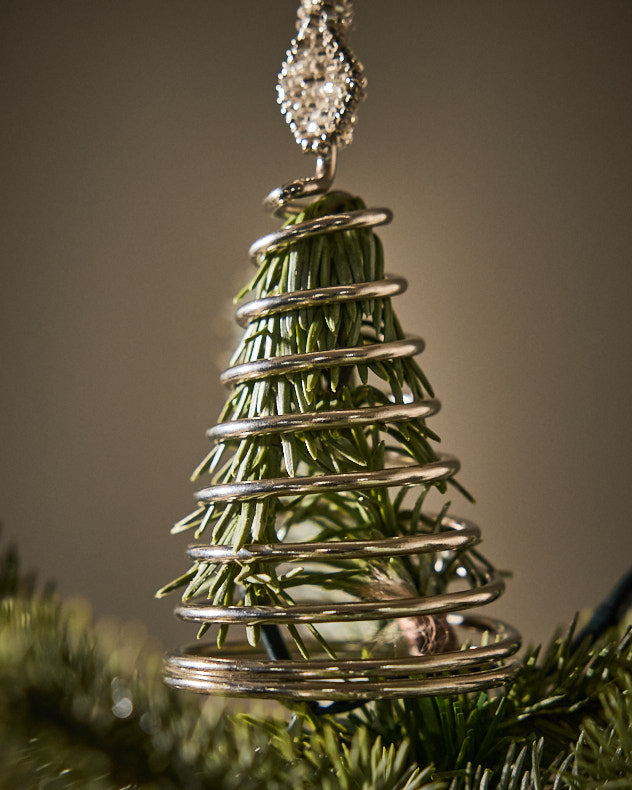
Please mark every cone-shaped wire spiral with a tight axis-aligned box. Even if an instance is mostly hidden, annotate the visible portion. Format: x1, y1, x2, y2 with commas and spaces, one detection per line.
162, 150, 521, 701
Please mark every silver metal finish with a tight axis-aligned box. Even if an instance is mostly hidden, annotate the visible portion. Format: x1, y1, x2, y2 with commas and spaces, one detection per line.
194, 454, 458, 505
207, 398, 439, 441
277, 0, 365, 153
235, 274, 408, 326
176, 573, 505, 626
264, 149, 337, 217
185, 519, 480, 563
248, 205, 391, 261
166, 8, 521, 696
220, 336, 424, 386
165, 614, 521, 699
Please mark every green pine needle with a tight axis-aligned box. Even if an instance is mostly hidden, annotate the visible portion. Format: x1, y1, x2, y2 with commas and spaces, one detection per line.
1, 536, 631, 788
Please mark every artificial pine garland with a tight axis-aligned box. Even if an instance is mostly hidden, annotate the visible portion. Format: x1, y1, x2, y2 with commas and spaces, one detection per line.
1, 535, 630, 789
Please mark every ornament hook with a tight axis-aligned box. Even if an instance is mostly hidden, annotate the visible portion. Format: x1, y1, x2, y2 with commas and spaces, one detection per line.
266, 1, 364, 216
264, 146, 337, 216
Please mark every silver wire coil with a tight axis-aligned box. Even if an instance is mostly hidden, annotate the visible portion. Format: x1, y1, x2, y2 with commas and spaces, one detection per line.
165, 148, 521, 700
165, 613, 521, 700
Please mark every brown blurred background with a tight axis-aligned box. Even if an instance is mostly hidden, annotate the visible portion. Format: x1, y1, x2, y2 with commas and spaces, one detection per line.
1, 1, 631, 651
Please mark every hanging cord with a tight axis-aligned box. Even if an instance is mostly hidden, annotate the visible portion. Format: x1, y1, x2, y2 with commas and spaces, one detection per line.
261, 624, 366, 716
573, 566, 632, 649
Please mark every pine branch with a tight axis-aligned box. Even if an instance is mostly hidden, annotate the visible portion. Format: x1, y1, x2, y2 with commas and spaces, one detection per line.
336, 624, 632, 787
568, 668, 632, 788
0, 592, 447, 789
1, 536, 631, 788
0, 538, 448, 788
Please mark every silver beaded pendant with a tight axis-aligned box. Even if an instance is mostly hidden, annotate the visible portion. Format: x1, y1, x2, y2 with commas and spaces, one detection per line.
160, 0, 521, 705
277, 0, 364, 153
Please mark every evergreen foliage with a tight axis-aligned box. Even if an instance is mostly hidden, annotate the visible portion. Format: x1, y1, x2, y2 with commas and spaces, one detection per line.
1, 536, 631, 788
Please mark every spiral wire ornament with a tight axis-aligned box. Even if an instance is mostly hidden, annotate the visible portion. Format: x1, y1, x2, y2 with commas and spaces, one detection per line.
164, 147, 521, 701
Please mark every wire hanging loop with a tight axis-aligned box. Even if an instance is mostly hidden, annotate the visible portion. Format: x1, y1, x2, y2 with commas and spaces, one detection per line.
264, 146, 337, 217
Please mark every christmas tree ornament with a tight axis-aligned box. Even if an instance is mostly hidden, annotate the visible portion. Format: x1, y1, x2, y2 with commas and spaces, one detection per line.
159, 0, 521, 702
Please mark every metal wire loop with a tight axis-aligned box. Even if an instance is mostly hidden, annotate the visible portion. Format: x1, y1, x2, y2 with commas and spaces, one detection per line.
164, 612, 521, 700
263, 147, 337, 217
